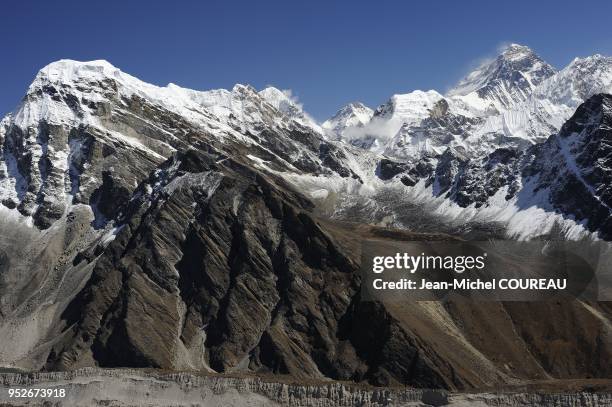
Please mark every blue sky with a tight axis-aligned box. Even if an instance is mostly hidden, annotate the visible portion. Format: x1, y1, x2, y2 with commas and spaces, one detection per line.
2, 0, 612, 120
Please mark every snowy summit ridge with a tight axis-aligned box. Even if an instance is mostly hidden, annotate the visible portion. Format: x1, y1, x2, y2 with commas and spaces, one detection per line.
0, 59, 336, 228
322, 102, 373, 139
448, 43, 557, 112
324, 43, 612, 162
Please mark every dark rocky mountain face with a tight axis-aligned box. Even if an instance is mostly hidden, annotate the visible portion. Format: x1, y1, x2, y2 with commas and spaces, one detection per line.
47, 149, 358, 372
40, 149, 456, 388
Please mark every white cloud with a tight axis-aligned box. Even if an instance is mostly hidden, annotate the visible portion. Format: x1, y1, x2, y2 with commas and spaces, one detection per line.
341, 116, 404, 146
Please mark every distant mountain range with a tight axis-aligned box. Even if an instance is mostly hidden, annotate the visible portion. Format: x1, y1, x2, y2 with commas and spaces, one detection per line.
323, 44, 612, 159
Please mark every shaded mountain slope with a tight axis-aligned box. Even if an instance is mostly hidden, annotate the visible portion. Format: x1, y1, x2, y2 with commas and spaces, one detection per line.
37, 149, 612, 390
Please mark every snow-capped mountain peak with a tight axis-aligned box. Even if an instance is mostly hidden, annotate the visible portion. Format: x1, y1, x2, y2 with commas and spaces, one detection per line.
20, 59, 229, 128
258, 86, 321, 131
322, 102, 373, 139
258, 87, 298, 112
14, 60, 325, 138
328, 102, 372, 121
490, 53, 612, 144
448, 43, 556, 112
327, 90, 445, 151
534, 54, 612, 106
374, 90, 444, 121
1, 59, 342, 228
30, 59, 120, 87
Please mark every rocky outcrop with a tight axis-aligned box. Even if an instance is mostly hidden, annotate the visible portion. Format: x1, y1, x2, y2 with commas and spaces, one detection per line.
376, 159, 410, 181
